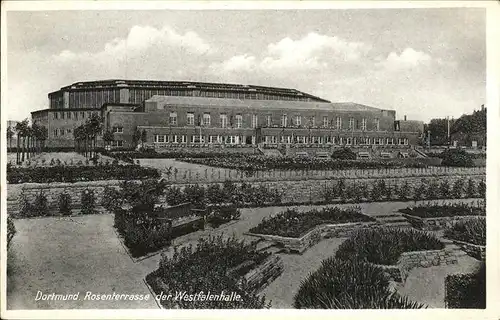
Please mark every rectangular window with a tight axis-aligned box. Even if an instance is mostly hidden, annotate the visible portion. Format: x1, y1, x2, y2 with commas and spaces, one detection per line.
155, 135, 166, 143
73, 112, 78, 120
66, 128, 72, 135
80, 111, 85, 119
379, 138, 384, 145
67, 112, 71, 120
172, 135, 178, 143
220, 114, 228, 128
281, 114, 287, 127
61, 112, 65, 120
113, 127, 123, 133
387, 138, 394, 145
309, 116, 315, 127
361, 118, 367, 131
112, 140, 124, 147
53, 129, 58, 137
203, 113, 211, 126
187, 113, 195, 126
336, 117, 342, 129
235, 114, 243, 128
266, 115, 272, 127
323, 116, 328, 127
295, 115, 301, 126
181, 135, 187, 143
374, 118, 380, 131
252, 114, 258, 128
349, 118, 355, 130
404, 138, 409, 145
169, 112, 177, 125
54, 113, 59, 120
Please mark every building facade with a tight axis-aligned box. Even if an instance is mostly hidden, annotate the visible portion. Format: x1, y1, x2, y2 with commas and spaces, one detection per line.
32, 80, 424, 150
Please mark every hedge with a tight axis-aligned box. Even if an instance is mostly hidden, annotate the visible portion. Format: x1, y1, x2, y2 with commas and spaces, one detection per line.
293, 257, 425, 309
445, 263, 486, 308
249, 207, 374, 238
145, 235, 270, 308
7, 164, 160, 184
335, 228, 444, 265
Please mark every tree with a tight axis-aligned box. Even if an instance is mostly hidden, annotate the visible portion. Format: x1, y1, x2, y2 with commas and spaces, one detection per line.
132, 128, 141, 149
140, 129, 147, 147
6, 126, 14, 152
15, 119, 29, 164
427, 118, 452, 146
38, 125, 48, 153
102, 130, 114, 149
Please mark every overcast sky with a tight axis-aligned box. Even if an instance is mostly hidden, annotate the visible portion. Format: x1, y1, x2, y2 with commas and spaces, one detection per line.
6, 8, 485, 122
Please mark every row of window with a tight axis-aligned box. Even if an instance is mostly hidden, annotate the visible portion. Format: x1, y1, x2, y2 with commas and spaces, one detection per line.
53, 128, 73, 137
154, 134, 409, 145
53, 111, 99, 120
68, 90, 121, 108
167, 112, 381, 130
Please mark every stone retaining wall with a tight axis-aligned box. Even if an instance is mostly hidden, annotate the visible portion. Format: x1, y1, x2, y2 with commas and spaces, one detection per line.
452, 239, 486, 261
246, 221, 378, 254
239, 255, 284, 293
402, 214, 483, 231
7, 173, 485, 214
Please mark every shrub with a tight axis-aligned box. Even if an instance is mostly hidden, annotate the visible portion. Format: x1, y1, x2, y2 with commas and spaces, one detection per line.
439, 180, 451, 199
444, 217, 486, 246
207, 206, 241, 228
293, 257, 425, 309
425, 180, 439, 200
445, 263, 485, 308
331, 147, 356, 160
466, 179, 477, 198
146, 234, 270, 309
399, 201, 485, 218
164, 185, 185, 206
33, 191, 49, 217
335, 228, 444, 265
413, 181, 427, 200
451, 178, 465, 199
249, 207, 374, 238
478, 180, 486, 199
18, 191, 34, 218
58, 192, 72, 216
7, 215, 16, 249
81, 189, 98, 215
101, 186, 122, 212
183, 184, 206, 209
397, 181, 411, 201
440, 149, 475, 167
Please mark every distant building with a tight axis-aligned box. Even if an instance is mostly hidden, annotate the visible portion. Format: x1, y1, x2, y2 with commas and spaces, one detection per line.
6, 120, 19, 150
31, 79, 422, 150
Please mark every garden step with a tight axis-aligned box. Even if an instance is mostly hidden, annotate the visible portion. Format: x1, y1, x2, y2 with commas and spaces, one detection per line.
255, 240, 277, 252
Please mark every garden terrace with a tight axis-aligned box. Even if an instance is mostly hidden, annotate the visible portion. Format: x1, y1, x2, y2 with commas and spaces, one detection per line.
399, 201, 485, 219
7, 164, 160, 184
145, 235, 271, 309
444, 218, 486, 246
335, 228, 444, 265
248, 207, 374, 238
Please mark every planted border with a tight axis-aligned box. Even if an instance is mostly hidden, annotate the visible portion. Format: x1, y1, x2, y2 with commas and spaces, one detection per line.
444, 217, 485, 260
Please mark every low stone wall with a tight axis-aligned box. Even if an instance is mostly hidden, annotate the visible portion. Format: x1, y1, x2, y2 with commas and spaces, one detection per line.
397, 244, 459, 281
451, 239, 485, 261
239, 255, 284, 293
402, 214, 482, 231
246, 221, 378, 254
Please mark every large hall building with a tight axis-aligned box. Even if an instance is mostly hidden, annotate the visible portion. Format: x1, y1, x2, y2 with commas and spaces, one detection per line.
31, 79, 424, 153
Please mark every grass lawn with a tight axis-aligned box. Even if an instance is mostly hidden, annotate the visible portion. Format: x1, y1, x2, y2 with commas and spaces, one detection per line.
7, 152, 127, 166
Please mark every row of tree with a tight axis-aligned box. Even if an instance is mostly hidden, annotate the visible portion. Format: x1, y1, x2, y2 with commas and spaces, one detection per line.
74, 114, 104, 159
7, 119, 48, 164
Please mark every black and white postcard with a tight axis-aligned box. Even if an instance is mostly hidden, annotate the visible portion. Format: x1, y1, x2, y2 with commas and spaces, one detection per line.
1, 1, 499, 320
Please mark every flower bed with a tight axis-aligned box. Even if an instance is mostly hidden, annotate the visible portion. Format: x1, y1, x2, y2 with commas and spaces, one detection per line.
293, 257, 425, 309
7, 164, 160, 184
399, 201, 485, 231
183, 155, 429, 172
145, 235, 272, 309
444, 218, 485, 260
335, 228, 444, 265
249, 207, 375, 238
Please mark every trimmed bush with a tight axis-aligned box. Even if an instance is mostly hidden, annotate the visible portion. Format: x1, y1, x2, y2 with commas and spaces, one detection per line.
58, 192, 72, 216
331, 147, 356, 160
249, 207, 374, 238
466, 179, 477, 198
207, 206, 241, 228
293, 257, 425, 309
145, 234, 270, 309
33, 191, 49, 217
399, 201, 485, 218
7, 215, 16, 250
445, 263, 485, 308
335, 228, 444, 265
101, 186, 122, 212
81, 189, 98, 215
451, 178, 465, 199
444, 217, 486, 246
